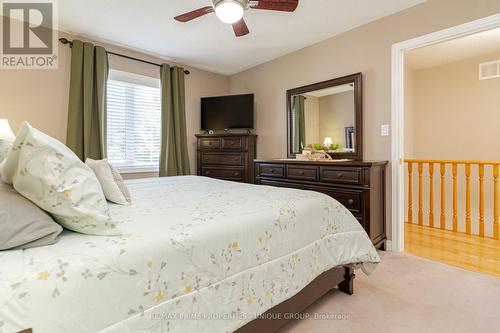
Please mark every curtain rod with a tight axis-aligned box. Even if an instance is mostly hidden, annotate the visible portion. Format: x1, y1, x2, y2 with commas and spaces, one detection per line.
59, 38, 190, 75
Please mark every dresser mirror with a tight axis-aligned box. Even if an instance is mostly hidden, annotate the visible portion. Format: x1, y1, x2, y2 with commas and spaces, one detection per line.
287, 73, 363, 160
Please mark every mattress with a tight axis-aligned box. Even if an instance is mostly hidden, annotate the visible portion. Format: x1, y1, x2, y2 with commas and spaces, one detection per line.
0, 176, 379, 333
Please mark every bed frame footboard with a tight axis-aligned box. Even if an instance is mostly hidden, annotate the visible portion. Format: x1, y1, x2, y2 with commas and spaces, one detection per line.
235, 265, 354, 333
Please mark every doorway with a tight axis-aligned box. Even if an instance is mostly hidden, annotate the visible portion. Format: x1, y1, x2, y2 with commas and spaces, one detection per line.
391, 13, 500, 276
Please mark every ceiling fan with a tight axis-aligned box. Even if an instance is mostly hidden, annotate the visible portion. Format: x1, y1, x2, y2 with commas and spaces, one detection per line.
174, 0, 299, 37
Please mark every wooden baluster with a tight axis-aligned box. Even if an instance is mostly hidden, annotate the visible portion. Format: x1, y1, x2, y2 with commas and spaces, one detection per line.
440, 163, 446, 230
452, 163, 458, 232
479, 164, 485, 237
429, 162, 434, 228
465, 163, 471, 235
418, 162, 423, 226
494, 164, 499, 240
408, 162, 413, 224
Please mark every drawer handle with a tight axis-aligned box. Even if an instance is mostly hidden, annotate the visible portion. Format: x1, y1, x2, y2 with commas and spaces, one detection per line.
234, 157, 239, 161
299, 171, 305, 175
337, 173, 344, 178
233, 172, 239, 176
204, 157, 209, 161
347, 199, 354, 205
205, 171, 210, 175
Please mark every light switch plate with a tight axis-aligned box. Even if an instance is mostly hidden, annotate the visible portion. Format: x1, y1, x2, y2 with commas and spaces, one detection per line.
381, 124, 390, 137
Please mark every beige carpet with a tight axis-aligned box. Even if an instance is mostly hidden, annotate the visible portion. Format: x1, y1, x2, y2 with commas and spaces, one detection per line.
278, 251, 500, 333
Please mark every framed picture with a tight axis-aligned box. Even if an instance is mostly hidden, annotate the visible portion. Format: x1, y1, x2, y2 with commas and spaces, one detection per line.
345, 127, 355, 150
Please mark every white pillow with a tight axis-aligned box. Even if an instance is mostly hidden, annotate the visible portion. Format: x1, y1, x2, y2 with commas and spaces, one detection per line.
85, 158, 131, 205
0, 140, 12, 164
1, 122, 121, 236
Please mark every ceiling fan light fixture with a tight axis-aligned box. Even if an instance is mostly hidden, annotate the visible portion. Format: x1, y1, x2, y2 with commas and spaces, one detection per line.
214, 0, 245, 24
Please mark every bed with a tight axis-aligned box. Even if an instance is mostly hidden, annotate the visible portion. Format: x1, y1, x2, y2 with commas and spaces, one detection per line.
0, 176, 379, 333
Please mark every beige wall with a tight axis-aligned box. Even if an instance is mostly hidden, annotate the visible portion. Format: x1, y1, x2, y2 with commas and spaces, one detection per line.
404, 51, 500, 236
318, 91, 354, 149
303, 95, 319, 145
406, 51, 500, 160
404, 64, 415, 158
229, 0, 500, 240
0, 29, 230, 176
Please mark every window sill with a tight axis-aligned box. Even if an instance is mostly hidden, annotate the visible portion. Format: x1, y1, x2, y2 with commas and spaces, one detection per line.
116, 168, 159, 174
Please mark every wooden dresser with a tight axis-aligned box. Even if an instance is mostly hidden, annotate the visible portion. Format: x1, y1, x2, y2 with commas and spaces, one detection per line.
196, 134, 257, 183
254, 159, 387, 249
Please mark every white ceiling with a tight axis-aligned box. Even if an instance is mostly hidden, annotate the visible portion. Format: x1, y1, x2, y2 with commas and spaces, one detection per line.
406, 27, 500, 70
59, 0, 425, 76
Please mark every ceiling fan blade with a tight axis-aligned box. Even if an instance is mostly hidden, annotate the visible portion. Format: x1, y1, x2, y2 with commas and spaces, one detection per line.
250, 0, 299, 12
174, 6, 214, 22
232, 18, 250, 37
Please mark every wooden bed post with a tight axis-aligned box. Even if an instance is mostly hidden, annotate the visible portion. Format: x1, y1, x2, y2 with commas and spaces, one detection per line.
337, 266, 355, 295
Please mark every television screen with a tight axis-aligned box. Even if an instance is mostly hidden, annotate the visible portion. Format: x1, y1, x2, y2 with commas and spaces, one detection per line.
201, 94, 254, 130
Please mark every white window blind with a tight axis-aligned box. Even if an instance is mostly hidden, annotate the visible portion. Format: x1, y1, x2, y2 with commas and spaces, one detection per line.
107, 70, 161, 172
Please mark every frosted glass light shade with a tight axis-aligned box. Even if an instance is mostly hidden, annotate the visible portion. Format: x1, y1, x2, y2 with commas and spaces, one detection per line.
215, 1, 244, 24
323, 137, 333, 147
0, 119, 15, 141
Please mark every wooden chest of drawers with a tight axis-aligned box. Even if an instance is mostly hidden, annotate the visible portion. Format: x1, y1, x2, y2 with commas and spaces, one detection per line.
196, 134, 257, 183
255, 159, 388, 249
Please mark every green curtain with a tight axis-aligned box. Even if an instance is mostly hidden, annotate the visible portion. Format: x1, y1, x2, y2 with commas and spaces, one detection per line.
159, 64, 190, 177
292, 95, 306, 152
66, 40, 108, 161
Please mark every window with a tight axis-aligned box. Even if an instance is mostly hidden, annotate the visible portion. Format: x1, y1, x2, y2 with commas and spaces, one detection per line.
107, 70, 161, 172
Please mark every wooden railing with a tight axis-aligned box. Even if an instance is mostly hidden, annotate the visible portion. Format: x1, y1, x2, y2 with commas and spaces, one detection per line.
405, 159, 500, 240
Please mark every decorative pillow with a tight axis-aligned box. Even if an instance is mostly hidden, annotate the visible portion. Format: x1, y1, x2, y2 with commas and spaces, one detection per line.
1, 122, 121, 236
0, 140, 12, 164
0, 181, 63, 250
85, 158, 131, 205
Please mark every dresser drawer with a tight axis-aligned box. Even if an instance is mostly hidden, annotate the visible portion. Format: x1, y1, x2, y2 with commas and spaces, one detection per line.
200, 138, 221, 149
259, 164, 285, 178
353, 215, 365, 229
320, 167, 363, 185
259, 179, 302, 189
287, 165, 318, 181
222, 137, 246, 149
304, 186, 363, 214
201, 168, 243, 181
201, 153, 242, 166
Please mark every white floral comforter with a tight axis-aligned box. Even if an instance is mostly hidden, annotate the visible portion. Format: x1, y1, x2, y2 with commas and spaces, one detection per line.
0, 176, 379, 333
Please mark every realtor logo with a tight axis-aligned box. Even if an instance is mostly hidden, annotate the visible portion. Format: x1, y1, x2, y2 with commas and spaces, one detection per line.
1, 0, 58, 69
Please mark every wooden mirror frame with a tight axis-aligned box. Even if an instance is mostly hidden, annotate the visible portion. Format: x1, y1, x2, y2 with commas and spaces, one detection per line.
286, 72, 363, 160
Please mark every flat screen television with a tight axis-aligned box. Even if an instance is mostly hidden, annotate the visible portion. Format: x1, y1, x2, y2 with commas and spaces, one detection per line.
201, 94, 254, 130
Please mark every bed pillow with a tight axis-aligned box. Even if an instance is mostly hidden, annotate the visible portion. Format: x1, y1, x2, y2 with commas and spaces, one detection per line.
1, 122, 121, 236
0, 181, 63, 250
85, 158, 131, 205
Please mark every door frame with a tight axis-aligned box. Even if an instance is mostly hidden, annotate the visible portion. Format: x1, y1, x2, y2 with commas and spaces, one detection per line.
390, 13, 500, 252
